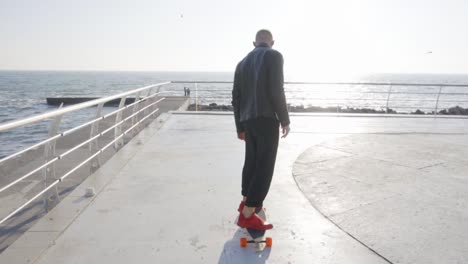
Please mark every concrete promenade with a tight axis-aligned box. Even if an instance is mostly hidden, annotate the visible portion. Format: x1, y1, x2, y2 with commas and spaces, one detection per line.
1, 112, 467, 263
293, 134, 468, 263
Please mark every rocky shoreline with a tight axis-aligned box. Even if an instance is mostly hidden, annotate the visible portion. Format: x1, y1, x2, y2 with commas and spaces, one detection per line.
188, 103, 468, 115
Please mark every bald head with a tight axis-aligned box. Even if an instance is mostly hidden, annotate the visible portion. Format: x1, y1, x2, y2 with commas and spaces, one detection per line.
254, 29, 274, 48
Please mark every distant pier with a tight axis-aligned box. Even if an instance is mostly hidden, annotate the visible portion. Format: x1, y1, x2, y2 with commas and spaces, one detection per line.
46, 97, 137, 106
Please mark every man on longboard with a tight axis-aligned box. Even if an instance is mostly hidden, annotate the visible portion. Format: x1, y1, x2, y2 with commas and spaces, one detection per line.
232, 29, 290, 230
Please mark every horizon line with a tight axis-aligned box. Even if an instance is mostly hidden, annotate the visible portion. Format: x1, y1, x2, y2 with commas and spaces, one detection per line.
0, 69, 468, 76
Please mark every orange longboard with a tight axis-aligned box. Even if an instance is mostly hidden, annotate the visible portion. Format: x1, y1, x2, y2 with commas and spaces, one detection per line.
239, 208, 272, 251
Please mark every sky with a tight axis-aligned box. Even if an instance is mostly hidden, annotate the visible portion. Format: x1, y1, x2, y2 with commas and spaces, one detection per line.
0, 0, 467, 78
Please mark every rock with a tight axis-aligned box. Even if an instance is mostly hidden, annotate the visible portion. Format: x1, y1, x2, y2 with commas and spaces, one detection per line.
438, 106, 468, 115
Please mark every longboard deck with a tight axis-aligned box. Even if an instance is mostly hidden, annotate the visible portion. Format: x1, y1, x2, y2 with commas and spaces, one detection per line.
240, 208, 272, 251
246, 208, 267, 239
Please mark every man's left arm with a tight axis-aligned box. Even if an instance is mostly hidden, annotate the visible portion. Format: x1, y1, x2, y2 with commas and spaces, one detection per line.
268, 51, 290, 129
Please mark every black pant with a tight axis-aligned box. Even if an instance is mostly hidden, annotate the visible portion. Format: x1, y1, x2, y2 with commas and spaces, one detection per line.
242, 117, 279, 207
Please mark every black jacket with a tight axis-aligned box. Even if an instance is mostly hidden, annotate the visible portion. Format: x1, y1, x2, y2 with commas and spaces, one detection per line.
232, 44, 290, 132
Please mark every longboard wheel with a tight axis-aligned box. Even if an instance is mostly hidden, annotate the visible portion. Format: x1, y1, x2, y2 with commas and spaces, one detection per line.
240, 237, 247, 247
266, 237, 273, 247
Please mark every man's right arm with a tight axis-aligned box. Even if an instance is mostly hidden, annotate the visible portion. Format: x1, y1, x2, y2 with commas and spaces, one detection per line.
232, 62, 244, 133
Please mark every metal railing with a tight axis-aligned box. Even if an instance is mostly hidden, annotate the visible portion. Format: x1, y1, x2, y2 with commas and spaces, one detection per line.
2, 80, 468, 226
171, 81, 468, 115
0, 82, 171, 225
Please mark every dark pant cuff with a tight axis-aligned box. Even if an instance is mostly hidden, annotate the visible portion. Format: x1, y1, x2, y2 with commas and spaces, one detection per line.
245, 201, 263, 208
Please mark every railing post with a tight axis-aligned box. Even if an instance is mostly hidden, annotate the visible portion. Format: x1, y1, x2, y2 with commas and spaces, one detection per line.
130, 92, 141, 136
195, 83, 198, 112
42, 103, 64, 211
144, 88, 153, 118
434, 86, 443, 117
153, 87, 162, 119
89, 103, 104, 172
152, 94, 158, 118
386, 84, 393, 114
114, 96, 126, 149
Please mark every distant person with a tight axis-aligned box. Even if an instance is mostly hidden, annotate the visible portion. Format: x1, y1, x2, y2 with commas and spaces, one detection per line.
187, 87, 191, 96
232, 29, 290, 230
184, 87, 187, 96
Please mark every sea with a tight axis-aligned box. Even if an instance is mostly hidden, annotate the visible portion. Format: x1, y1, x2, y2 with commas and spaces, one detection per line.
1, 70, 468, 158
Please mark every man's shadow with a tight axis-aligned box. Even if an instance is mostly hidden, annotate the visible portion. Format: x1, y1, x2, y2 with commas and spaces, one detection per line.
218, 228, 271, 264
